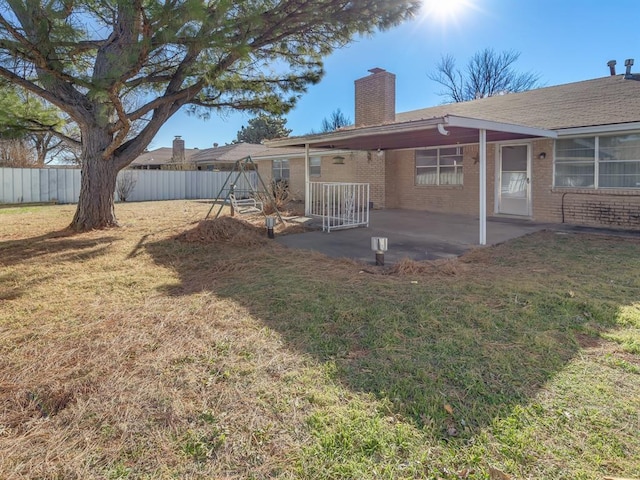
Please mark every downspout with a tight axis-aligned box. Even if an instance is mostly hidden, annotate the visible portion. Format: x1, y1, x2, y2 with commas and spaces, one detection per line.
437, 123, 450, 136
304, 143, 310, 216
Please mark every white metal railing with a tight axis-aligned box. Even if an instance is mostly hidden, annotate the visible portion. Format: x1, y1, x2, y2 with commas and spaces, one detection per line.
309, 182, 369, 232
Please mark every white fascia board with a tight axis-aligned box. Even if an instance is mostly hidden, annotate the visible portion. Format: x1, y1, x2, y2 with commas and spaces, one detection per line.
556, 122, 640, 137
444, 115, 558, 138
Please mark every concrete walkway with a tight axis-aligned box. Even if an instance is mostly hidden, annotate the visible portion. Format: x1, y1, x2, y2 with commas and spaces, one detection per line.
277, 209, 551, 264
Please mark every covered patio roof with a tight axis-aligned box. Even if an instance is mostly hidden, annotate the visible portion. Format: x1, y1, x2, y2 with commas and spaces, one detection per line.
267, 114, 557, 151
267, 114, 558, 246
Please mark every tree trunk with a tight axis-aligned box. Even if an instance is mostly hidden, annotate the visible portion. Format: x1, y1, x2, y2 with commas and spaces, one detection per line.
69, 128, 121, 231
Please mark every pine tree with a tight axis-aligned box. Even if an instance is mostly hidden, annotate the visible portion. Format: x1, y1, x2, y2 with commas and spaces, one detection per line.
0, 0, 419, 230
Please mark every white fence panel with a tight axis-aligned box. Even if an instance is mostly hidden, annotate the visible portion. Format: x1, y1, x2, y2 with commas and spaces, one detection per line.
39, 169, 52, 202
17, 168, 29, 202
195, 171, 210, 199
0, 168, 258, 205
1, 167, 14, 203
30, 170, 40, 203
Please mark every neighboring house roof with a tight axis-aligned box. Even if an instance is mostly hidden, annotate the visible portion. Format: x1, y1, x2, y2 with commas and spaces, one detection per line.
396, 75, 640, 131
131, 147, 199, 167
130, 142, 329, 169
250, 145, 330, 160
191, 142, 331, 163
191, 143, 268, 164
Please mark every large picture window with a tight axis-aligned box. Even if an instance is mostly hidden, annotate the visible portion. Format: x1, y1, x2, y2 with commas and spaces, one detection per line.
272, 159, 290, 182
555, 134, 640, 189
416, 147, 463, 185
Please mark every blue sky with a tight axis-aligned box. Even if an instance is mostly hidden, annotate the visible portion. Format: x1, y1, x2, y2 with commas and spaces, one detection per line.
151, 0, 640, 150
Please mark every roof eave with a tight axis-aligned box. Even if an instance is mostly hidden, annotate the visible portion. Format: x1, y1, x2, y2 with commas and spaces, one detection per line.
266, 114, 557, 150
266, 117, 447, 148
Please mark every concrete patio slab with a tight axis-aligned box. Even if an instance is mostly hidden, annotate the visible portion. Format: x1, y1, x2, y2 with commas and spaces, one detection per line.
276, 209, 551, 264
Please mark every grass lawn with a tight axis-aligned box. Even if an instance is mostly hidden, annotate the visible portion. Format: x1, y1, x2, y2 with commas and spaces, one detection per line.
1, 200, 639, 479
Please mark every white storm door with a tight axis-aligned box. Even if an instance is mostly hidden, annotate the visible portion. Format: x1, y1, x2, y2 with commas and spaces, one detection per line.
498, 144, 531, 216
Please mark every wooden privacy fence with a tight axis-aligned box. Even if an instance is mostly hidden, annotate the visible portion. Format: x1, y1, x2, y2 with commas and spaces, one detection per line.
0, 167, 257, 204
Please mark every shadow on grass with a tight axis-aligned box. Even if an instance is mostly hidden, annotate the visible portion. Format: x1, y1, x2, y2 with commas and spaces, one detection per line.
0, 230, 118, 267
144, 230, 636, 441
0, 231, 117, 301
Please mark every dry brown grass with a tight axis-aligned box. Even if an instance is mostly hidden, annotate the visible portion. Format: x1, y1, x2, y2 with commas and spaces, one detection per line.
386, 257, 470, 276
1, 201, 639, 479
177, 217, 269, 246
0, 200, 379, 479
0, 201, 318, 479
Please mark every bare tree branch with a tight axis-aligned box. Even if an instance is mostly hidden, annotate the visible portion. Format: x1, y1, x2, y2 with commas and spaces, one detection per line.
429, 48, 542, 103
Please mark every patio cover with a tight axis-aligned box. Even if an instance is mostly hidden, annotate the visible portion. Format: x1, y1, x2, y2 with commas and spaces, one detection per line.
267, 115, 557, 245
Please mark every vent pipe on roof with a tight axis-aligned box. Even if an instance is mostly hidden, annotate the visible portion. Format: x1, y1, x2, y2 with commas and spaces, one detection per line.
607, 60, 617, 76
624, 58, 634, 77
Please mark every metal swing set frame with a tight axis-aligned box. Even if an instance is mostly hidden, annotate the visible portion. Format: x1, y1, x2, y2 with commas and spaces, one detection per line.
205, 156, 284, 224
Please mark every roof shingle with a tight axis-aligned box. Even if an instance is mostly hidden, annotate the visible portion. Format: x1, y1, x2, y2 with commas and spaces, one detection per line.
396, 75, 640, 130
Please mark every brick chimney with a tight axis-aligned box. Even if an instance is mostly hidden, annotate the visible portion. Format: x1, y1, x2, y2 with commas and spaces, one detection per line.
354, 68, 396, 127
172, 135, 185, 163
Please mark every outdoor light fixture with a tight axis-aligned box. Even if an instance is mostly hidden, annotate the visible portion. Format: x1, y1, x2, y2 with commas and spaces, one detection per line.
376, 148, 384, 158
265, 216, 276, 239
371, 236, 388, 266
332, 155, 345, 164
538, 152, 547, 159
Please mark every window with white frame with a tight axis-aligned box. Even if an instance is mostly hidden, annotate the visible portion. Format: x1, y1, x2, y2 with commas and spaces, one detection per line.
555, 134, 640, 189
272, 159, 290, 182
599, 134, 640, 188
309, 156, 321, 177
554, 137, 595, 188
415, 147, 463, 185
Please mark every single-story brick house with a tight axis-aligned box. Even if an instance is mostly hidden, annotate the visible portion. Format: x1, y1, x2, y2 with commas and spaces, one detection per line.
263, 65, 640, 242
131, 139, 271, 171
131, 136, 199, 170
